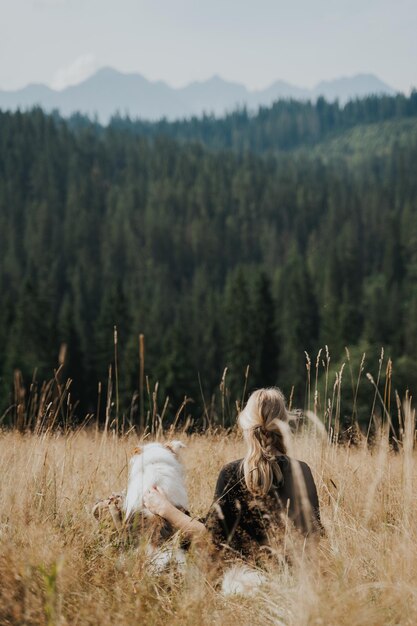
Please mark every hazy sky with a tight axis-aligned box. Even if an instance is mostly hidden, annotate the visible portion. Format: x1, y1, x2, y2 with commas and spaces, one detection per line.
1, 0, 416, 92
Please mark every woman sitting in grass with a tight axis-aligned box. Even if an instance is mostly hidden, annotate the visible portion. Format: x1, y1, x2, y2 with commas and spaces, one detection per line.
144, 387, 323, 558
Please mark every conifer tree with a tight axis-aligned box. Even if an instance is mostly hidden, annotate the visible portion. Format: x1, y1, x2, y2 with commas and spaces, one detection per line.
251, 270, 278, 388
224, 267, 255, 397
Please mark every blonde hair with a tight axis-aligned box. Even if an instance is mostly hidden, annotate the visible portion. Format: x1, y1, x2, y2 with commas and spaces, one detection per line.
238, 388, 289, 496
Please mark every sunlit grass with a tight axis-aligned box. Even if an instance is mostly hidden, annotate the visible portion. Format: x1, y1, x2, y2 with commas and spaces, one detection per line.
1, 405, 416, 625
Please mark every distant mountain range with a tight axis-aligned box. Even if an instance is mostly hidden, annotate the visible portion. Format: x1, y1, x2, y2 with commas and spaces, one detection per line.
0, 68, 397, 122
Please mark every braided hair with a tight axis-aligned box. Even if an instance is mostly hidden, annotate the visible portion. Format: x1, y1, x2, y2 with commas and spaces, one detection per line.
239, 388, 289, 496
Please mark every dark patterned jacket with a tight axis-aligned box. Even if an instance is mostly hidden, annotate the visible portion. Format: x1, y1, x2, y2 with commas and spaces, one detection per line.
204, 455, 323, 556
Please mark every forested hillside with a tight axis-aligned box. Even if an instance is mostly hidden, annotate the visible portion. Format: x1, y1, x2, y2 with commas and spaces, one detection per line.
106, 91, 417, 153
1, 94, 417, 426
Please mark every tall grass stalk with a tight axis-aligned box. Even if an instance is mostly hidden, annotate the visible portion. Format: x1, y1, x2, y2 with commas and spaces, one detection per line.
104, 364, 112, 433
366, 347, 384, 443
323, 345, 330, 424
313, 348, 322, 417
304, 351, 311, 414
114, 325, 119, 429
220, 367, 228, 428
351, 352, 365, 427
139, 333, 145, 431
240, 365, 250, 414
96, 381, 102, 432
402, 392, 415, 530
198, 371, 211, 430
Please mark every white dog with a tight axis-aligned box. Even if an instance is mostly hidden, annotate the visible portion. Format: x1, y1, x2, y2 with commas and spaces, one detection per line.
124, 440, 188, 520
125, 440, 189, 571
93, 440, 189, 572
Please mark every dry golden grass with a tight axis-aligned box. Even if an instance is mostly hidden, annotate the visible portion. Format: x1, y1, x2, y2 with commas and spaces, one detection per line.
1, 425, 416, 626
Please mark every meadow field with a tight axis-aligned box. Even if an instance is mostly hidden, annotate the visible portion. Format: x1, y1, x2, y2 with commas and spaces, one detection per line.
1, 405, 416, 626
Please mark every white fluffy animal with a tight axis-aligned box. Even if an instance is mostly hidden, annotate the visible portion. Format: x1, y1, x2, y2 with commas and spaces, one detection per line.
124, 440, 188, 520
92, 440, 188, 531
121, 440, 189, 572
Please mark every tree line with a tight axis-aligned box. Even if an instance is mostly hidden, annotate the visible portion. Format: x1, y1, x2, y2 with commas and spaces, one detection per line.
104, 91, 417, 153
